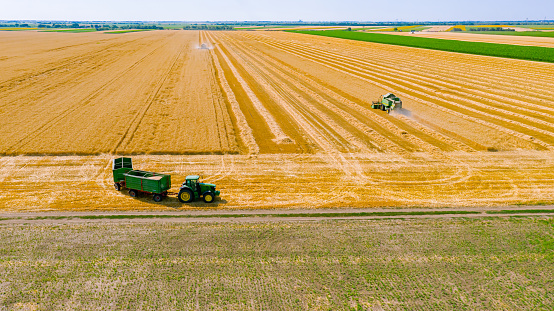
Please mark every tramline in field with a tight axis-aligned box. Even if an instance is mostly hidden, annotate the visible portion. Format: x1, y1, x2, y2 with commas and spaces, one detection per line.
112, 157, 220, 203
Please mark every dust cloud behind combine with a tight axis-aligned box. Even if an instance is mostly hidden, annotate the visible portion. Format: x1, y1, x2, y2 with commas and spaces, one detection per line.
1, 30, 553, 211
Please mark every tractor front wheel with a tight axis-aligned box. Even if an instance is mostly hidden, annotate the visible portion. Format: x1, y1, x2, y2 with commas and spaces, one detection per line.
114, 183, 121, 191
129, 189, 138, 198
203, 191, 215, 203
153, 194, 163, 202
178, 188, 194, 203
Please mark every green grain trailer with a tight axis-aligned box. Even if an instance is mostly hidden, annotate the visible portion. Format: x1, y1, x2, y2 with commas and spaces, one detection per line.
112, 157, 171, 202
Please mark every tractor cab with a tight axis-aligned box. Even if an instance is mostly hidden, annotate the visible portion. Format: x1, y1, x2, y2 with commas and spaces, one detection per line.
182, 175, 200, 191
178, 175, 220, 204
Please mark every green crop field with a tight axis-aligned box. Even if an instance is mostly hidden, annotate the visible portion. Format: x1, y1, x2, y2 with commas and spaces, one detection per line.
41, 29, 97, 33
290, 30, 554, 63
1, 218, 553, 309
0, 28, 38, 31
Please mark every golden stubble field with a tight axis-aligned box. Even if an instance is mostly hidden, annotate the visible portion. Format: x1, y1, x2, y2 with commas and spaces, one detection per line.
1, 30, 554, 211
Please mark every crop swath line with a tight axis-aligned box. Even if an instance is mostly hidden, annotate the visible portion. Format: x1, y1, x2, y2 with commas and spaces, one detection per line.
313, 37, 554, 114
235, 33, 466, 154
248, 34, 554, 151
232, 34, 477, 186
276, 39, 554, 133
227, 34, 403, 153
224, 35, 368, 153
219, 35, 346, 153
218, 34, 370, 186
286, 48, 554, 145
277, 37, 554, 121
261, 33, 554, 109
199, 31, 241, 154
210, 39, 285, 153
209, 32, 299, 153
240, 33, 476, 153
252, 34, 554, 128
3, 37, 174, 155
204, 33, 259, 154
212, 35, 293, 145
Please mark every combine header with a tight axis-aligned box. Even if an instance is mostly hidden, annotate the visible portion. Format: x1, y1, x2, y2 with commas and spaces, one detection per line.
371, 93, 403, 114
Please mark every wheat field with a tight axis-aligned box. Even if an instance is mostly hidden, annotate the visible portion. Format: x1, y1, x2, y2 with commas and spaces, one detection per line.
1, 30, 553, 210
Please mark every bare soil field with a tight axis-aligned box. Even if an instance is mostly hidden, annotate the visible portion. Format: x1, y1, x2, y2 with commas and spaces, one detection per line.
388, 31, 554, 48
1, 30, 554, 211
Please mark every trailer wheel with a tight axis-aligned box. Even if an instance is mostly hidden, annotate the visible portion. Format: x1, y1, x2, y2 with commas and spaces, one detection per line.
387, 108, 391, 114
203, 191, 215, 203
178, 188, 194, 203
114, 183, 121, 191
129, 189, 138, 198
153, 194, 163, 202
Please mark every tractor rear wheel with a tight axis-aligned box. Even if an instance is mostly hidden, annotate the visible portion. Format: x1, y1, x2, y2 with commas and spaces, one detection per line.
178, 188, 194, 203
114, 183, 121, 191
153, 194, 163, 202
129, 189, 138, 198
203, 191, 215, 203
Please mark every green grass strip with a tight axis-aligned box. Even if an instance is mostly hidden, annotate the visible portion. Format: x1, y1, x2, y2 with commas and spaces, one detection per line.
41, 29, 97, 33
274, 210, 479, 217
14, 210, 480, 221
288, 30, 554, 63
486, 209, 554, 214
8, 210, 554, 222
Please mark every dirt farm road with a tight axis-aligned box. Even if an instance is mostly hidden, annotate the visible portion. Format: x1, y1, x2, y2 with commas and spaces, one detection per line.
1, 206, 553, 224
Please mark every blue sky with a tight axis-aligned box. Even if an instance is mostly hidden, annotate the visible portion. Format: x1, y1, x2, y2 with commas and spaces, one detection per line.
2, 0, 552, 21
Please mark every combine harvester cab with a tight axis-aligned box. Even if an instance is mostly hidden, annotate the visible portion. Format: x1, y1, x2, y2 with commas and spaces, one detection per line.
371, 93, 402, 114
112, 157, 171, 202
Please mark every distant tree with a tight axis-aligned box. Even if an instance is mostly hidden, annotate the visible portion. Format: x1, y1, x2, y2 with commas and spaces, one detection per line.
71, 23, 80, 28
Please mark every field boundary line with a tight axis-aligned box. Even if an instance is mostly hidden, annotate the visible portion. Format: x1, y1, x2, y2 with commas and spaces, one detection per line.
2, 207, 554, 224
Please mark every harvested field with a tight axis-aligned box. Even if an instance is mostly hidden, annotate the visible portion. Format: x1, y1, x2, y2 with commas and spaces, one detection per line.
1, 30, 554, 210
389, 31, 554, 48
1, 152, 554, 211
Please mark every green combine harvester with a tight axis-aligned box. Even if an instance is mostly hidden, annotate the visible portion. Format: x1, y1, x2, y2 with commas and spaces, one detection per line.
371, 93, 403, 114
112, 157, 220, 203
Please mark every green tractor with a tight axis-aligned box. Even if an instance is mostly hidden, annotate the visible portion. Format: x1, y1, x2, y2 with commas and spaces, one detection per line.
371, 93, 402, 114
178, 175, 220, 203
